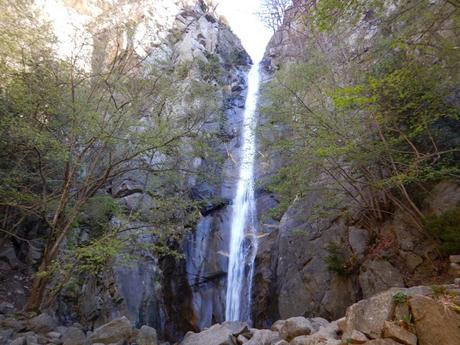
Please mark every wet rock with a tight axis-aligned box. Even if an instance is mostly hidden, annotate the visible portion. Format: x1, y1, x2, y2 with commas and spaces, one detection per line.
62, 327, 86, 345
137, 325, 158, 345
358, 260, 404, 298
279, 317, 313, 341
28, 313, 57, 334
382, 321, 416, 345
90, 316, 133, 344
409, 295, 460, 345
180, 321, 248, 345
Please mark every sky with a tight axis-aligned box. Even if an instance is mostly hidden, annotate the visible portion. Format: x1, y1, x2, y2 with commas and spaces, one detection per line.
215, 0, 273, 62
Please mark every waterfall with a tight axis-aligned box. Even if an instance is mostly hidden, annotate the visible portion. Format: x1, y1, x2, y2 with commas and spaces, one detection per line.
225, 62, 260, 322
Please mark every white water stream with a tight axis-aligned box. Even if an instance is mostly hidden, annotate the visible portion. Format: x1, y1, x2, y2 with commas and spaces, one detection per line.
225, 62, 261, 322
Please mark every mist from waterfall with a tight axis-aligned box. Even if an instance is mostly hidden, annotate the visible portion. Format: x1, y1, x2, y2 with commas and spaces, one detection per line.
225, 62, 260, 322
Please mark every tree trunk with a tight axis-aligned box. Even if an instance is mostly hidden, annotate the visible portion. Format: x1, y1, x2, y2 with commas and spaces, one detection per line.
25, 259, 51, 311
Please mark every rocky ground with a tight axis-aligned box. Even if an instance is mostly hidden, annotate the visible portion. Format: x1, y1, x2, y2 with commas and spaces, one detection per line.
1, 283, 459, 345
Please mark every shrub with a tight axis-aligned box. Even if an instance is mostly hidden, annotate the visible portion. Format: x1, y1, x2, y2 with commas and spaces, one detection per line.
423, 207, 460, 255
325, 241, 354, 276
393, 292, 408, 304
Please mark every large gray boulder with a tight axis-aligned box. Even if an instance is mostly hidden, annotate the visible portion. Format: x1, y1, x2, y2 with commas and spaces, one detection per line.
279, 317, 313, 341
62, 326, 86, 345
28, 313, 57, 334
245, 329, 280, 345
89, 316, 133, 344
137, 325, 158, 345
358, 260, 404, 298
180, 321, 248, 345
342, 287, 431, 339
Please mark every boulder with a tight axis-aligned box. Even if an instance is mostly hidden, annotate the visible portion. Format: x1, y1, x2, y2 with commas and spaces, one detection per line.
358, 260, 404, 298
279, 317, 313, 341
289, 334, 340, 345
90, 316, 133, 344
342, 287, 431, 339
409, 295, 460, 345
2, 317, 26, 331
273, 341, 289, 345
46, 331, 61, 339
245, 329, 280, 345
347, 330, 368, 344
62, 327, 86, 345
363, 340, 403, 345
271, 320, 286, 332
382, 321, 416, 345
180, 321, 248, 345
28, 313, 57, 334
137, 325, 158, 345
10, 337, 25, 345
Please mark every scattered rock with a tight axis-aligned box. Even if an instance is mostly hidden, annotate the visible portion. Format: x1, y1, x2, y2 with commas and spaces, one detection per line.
90, 316, 133, 344
28, 314, 57, 334
2, 317, 26, 331
273, 341, 289, 345
342, 287, 431, 339
46, 332, 61, 339
382, 322, 416, 345
237, 334, 249, 344
271, 320, 286, 332
279, 317, 313, 341
409, 295, 460, 345
62, 326, 86, 345
290, 333, 340, 345
180, 321, 248, 345
347, 330, 368, 344
363, 340, 403, 345
10, 337, 26, 345
137, 325, 158, 345
245, 329, 280, 345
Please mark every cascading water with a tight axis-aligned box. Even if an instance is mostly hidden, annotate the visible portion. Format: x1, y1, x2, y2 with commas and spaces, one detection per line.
225, 61, 260, 322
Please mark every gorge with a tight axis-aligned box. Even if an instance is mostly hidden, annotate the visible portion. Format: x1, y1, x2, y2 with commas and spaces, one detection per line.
0, 1, 460, 345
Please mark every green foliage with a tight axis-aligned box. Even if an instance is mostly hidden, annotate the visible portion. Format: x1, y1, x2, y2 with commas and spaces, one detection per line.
325, 241, 354, 276
75, 236, 125, 275
260, 0, 460, 225
431, 284, 448, 296
198, 54, 222, 81
424, 208, 460, 255
393, 292, 409, 304
0, 0, 223, 307
401, 314, 413, 326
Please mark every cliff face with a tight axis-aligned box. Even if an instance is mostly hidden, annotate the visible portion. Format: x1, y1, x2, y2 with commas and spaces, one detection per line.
252, 0, 459, 327
0, 0, 251, 341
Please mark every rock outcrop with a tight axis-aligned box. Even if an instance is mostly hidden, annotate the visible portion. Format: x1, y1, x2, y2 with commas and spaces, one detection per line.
252, 0, 459, 325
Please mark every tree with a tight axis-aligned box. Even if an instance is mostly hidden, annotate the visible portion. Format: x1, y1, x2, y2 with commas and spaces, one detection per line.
0, 0, 218, 310
260, 0, 460, 228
